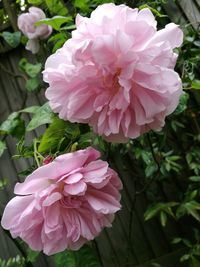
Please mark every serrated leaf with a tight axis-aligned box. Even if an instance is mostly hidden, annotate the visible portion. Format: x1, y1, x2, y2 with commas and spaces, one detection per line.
0, 141, 6, 156
38, 117, 67, 153
1, 31, 21, 48
35, 16, 72, 31
26, 103, 54, 131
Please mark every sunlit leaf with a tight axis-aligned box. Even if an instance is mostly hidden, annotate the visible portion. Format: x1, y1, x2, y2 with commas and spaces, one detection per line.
35, 16, 72, 31
27, 103, 54, 131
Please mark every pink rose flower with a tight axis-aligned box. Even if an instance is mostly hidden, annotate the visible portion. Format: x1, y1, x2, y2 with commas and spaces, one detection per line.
43, 3, 183, 143
1, 147, 122, 255
18, 7, 52, 54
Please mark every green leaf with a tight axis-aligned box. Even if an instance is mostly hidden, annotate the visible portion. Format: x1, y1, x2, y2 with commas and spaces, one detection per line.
0, 255, 25, 267
25, 63, 42, 78
144, 203, 162, 221
25, 77, 40, 92
139, 4, 167, 17
48, 32, 68, 43
145, 163, 158, 177
177, 201, 200, 221
172, 237, 182, 244
160, 211, 167, 227
52, 38, 66, 52
54, 245, 102, 267
0, 112, 20, 134
20, 106, 40, 113
60, 24, 76, 31
1, 31, 21, 48
27, 248, 40, 263
144, 202, 177, 221
78, 132, 93, 149
74, 0, 90, 12
18, 58, 42, 78
0, 141, 6, 156
0, 179, 8, 190
38, 117, 67, 153
189, 176, 200, 182
182, 238, 192, 248
180, 254, 190, 262
65, 122, 80, 140
26, 103, 54, 131
35, 16, 72, 31
28, 0, 43, 4
45, 0, 68, 16
174, 92, 189, 115
192, 80, 200, 90
55, 250, 76, 267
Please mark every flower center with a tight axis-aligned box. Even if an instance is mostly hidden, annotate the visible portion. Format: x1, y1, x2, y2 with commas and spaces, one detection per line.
103, 68, 121, 95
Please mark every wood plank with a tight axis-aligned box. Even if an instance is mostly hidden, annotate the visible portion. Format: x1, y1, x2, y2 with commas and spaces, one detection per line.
178, 0, 200, 29
163, 0, 187, 25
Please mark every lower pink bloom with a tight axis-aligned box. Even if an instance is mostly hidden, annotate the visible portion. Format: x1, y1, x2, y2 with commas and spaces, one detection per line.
1, 147, 122, 255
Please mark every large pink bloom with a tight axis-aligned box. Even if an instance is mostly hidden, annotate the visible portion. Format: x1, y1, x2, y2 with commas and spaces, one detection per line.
18, 7, 52, 53
1, 147, 122, 255
43, 3, 183, 143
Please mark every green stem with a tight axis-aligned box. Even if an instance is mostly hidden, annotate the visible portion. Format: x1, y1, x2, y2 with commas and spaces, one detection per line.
33, 140, 41, 167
